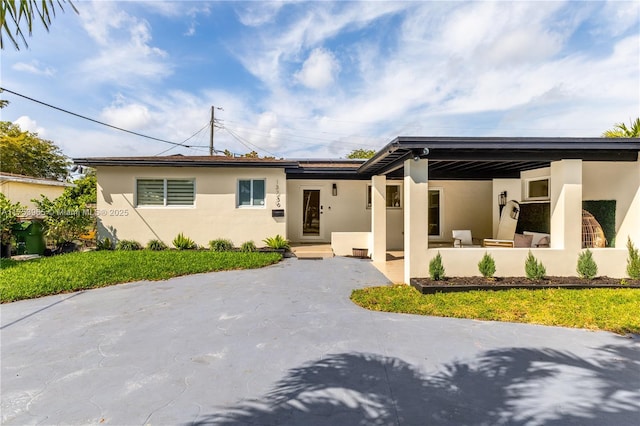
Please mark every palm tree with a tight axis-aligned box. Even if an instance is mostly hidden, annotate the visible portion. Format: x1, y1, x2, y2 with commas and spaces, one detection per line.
602, 117, 640, 138
1, 0, 78, 50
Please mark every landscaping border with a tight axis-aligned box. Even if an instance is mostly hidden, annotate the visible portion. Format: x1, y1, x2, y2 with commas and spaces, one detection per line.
410, 278, 640, 294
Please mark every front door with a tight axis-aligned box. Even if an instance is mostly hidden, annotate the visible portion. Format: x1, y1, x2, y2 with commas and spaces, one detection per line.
302, 189, 321, 237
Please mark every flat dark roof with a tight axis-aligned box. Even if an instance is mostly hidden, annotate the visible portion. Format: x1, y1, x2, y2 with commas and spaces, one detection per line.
358, 137, 640, 179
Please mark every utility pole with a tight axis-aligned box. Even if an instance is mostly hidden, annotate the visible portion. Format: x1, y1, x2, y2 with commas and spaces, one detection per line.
209, 105, 215, 156
209, 105, 224, 155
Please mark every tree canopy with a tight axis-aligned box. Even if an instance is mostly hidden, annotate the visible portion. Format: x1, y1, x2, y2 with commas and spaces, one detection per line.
0, 121, 69, 180
602, 118, 640, 138
1, 0, 78, 50
67, 170, 96, 204
346, 148, 376, 159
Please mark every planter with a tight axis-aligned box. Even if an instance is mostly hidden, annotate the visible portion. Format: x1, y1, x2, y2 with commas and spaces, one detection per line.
352, 248, 369, 258
410, 276, 640, 294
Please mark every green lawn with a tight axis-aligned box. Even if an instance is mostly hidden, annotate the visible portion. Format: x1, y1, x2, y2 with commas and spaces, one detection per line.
0, 250, 281, 303
351, 285, 640, 335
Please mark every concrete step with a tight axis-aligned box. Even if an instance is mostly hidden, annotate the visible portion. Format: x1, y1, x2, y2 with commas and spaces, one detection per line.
290, 244, 334, 259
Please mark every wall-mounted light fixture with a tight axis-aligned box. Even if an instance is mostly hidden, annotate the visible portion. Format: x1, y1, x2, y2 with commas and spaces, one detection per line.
498, 191, 507, 215
413, 147, 430, 161
332, 183, 337, 196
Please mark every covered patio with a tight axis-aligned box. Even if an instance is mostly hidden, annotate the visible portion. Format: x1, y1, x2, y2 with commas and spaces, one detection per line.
332, 137, 640, 283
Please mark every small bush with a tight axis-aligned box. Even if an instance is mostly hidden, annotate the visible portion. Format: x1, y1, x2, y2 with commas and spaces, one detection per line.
115, 240, 142, 251
96, 238, 113, 251
525, 251, 546, 280
263, 234, 290, 250
240, 241, 257, 252
209, 238, 234, 252
627, 238, 640, 279
146, 239, 167, 251
478, 252, 496, 278
173, 233, 197, 250
577, 249, 598, 280
429, 252, 446, 281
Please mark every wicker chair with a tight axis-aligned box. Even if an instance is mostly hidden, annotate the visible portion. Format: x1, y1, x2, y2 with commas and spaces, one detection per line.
582, 210, 606, 248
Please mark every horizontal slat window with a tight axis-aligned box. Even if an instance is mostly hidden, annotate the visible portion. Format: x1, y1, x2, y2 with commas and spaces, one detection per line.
167, 179, 195, 205
136, 178, 195, 207
137, 179, 165, 206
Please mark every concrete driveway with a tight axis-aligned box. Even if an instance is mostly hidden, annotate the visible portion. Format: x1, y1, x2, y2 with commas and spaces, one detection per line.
1, 257, 639, 425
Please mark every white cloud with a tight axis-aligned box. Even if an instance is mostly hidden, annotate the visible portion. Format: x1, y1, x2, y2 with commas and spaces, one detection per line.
184, 22, 197, 37
12, 61, 55, 77
13, 116, 46, 136
295, 48, 340, 89
235, 2, 287, 27
77, 1, 171, 86
100, 103, 153, 131
79, 1, 128, 46
596, 0, 640, 37
232, 2, 406, 88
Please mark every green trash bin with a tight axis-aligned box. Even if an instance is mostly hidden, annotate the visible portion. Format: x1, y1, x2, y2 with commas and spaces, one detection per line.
24, 221, 45, 255
12, 221, 45, 255
11, 222, 29, 255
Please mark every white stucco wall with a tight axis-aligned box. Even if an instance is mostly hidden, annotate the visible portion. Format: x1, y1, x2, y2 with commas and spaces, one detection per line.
583, 161, 640, 246
286, 179, 383, 243
433, 180, 493, 242
492, 179, 522, 237
287, 178, 492, 248
96, 166, 287, 247
425, 247, 631, 278
0, 180, 68, 212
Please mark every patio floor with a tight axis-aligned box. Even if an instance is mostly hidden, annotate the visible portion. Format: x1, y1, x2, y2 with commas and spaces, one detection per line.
373, 250, 405, 283
291, 243, 405, 283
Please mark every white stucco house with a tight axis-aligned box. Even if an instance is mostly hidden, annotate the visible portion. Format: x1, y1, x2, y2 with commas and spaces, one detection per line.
0, 172, 73, 212
74, 136, 640, 283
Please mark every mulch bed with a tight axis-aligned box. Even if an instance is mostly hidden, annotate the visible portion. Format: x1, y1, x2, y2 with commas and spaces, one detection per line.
410, 276, 640, 294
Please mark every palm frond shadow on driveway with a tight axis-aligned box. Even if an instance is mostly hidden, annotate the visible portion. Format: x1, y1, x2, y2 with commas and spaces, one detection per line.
190, 344, 640, 425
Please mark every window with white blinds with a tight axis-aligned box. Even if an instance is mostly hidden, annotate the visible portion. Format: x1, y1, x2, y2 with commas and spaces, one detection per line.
136, 179, 195, 206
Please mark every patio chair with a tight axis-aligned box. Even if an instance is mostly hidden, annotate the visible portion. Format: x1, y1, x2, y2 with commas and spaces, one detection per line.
452, 230, 482, 248
483, 200, 520, 248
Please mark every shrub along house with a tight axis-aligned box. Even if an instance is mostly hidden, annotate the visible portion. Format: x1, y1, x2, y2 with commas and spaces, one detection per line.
74, 136, 640, 283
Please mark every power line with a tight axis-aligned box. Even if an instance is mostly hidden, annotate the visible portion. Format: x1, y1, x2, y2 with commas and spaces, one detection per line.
222, 120, 384, 148
224, 120, 386, 146
155, 123, 210, 156
223, 126, 279, 158
0, 87, 207, 148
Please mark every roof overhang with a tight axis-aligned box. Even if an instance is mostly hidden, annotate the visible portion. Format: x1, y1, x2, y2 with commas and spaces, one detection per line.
73, 156, 299, 168
284, 159, 364, 180
358, 137, 640, 179
73, 137, 640, 181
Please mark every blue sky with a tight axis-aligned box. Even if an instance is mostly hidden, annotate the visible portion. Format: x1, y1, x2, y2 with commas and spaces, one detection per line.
2, 0, 639, 160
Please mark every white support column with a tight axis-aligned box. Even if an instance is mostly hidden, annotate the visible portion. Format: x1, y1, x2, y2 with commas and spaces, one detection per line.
371, 175, 387, 262
550, 159, 583, 251
404, 158, 429, 284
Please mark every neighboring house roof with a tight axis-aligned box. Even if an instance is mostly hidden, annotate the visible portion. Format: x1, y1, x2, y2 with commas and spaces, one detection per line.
73, 137, 640, 181
0, 172, 73, 187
